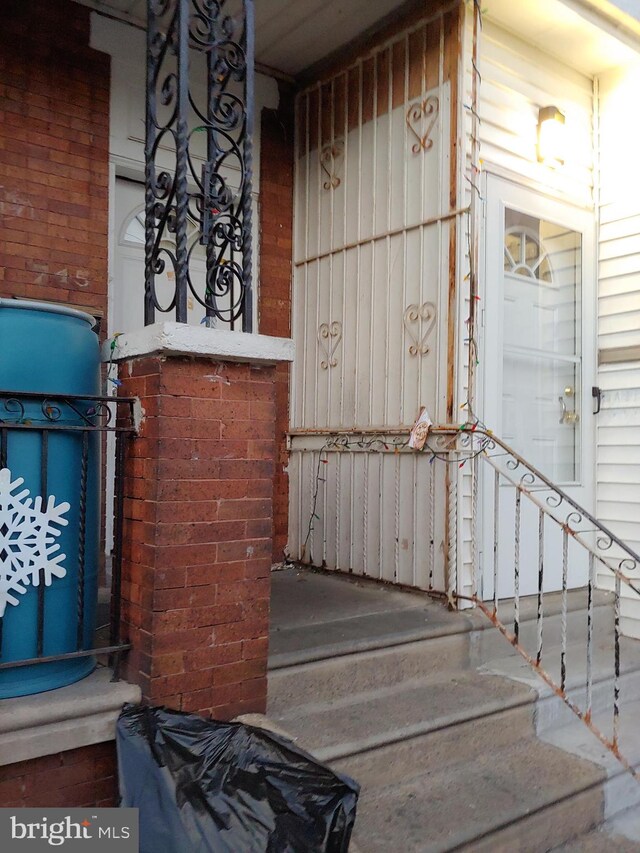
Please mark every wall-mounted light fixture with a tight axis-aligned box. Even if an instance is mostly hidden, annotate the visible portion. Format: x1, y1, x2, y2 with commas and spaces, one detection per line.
537, 105, 566, 167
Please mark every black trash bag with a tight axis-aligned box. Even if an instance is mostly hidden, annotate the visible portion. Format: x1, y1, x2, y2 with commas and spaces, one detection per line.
117, 704, 359, 853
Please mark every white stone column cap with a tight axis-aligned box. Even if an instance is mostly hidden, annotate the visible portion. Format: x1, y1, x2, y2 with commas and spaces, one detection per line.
102, 322, 294, 365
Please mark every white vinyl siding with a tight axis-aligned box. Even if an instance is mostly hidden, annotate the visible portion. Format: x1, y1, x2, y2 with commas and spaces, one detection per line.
595, 63, 640, 637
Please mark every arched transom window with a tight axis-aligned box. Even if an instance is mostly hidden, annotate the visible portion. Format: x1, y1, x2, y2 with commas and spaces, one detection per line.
504, 227, 553, 283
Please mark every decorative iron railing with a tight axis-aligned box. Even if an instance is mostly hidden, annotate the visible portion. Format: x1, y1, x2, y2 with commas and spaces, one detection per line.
430, 426, 640, 782
145, 0, 255, 330
0, 391, 136, 683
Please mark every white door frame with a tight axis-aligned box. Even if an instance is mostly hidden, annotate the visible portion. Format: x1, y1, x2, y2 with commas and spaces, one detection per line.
479, 172, 597, 600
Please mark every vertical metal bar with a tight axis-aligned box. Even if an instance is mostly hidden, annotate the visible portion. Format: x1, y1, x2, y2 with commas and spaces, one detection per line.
536, 509, 545, 665
493, 468, 499, 615
314, 85, 322, 431
363, 452, 369, 576
471, 449, 479, 598
394, 450, 400, 581
350, 65, 360, 430
241, 0, 255, 332
36, 430, 48, 657
447, 461, 458, 604
513, 488, 521, 643
110, 429, 126, 681
399, 34, 409, 427
383, 46, 392, 427
349, 449, 355, 573
378, 450, 384, 581
204, 36, 218, 328
561, 528, 569, 692
309, 450, 316, 563
417, 21, 426, 417
322, 449, 328, 566
369, 59, 376, 427
586, 552, 595, 719
327, 78, 335, 426
0, 427, 6, 654
76, 431, 89, 650
412, 453, 418, 588
429, 456, 435, 589
144, 0, 159, 326
174, 0, 190, 323
335, 450, 341, 570
613, 573, 621, 749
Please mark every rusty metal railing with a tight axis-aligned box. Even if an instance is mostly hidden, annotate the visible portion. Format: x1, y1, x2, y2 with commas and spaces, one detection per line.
430, 426, 640, 781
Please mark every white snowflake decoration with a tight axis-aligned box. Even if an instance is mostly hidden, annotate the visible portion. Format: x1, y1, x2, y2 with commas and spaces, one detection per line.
0, 468, 70, 618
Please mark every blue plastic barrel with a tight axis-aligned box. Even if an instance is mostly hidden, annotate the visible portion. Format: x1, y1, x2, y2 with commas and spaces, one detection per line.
0, 298, 100, 697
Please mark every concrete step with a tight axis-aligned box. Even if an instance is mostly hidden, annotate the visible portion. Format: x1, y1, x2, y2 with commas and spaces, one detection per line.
553, 824, 640, 851
267, 572, 630, 850
542, 697, 640, 824
270, 570, 612, 671
469, 591, 614, 664
349, 735, 606, 853
482, 635, 640, 732
268, 633, 470, 716
272, 668, 534, 765
330, 701, 535, 793
269, 594, 616, 717
269, 568, 462, 668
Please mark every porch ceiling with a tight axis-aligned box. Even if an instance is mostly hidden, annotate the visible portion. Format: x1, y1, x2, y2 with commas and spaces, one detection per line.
78, 0, 640, 78
76, 0, 414, 77
483, 0, 640, 73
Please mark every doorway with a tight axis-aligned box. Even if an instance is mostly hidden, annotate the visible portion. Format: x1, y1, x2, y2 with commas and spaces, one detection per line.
481, 175, 596, 599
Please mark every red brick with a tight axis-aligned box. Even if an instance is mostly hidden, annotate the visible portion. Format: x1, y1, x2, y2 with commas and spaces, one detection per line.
243, 637, 269, 661
0, 742, 117, 809
119, 353, 276, 718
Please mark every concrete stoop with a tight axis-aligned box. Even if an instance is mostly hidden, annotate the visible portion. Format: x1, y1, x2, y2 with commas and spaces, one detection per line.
267, 568, 640, 852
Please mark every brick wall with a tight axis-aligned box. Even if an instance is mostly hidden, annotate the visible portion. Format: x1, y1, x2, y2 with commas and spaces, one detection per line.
0, 743, 117, 809
119, 355, 274, 719
0, 0, 110, 324
259, 86, 295, 561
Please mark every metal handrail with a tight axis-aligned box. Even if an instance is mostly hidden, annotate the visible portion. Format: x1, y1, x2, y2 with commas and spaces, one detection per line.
433, 425, 640, 782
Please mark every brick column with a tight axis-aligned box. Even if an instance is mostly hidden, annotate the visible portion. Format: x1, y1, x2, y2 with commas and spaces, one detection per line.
259, 89, 295, 562
114, 325, 293, 719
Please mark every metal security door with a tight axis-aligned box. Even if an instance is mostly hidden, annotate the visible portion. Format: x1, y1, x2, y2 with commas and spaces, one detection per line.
482, 176, 596, 598
288, 11, 459, 589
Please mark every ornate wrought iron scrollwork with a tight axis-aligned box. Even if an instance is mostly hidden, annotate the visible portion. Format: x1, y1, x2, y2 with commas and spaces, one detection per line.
0, 399, 25, 423
145, 0, 255, 330
319, 139, 345, 190
318, 321, 342, 370
406, 95, 439, 154
403, 302, 437, 356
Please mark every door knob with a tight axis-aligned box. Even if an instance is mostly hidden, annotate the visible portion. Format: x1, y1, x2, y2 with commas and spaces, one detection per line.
559, 394, 579, 424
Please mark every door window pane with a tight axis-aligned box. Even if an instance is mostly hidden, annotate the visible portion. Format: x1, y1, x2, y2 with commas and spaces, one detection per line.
502, 208, 582, 483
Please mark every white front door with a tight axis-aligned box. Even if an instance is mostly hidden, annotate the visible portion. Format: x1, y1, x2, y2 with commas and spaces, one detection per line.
482, 175, 596, 599
110, 177, 210, 334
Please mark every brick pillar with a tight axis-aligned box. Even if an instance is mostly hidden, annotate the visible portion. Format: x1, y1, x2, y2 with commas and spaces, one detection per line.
115, 329, 292, 719
259, 88, 294, 562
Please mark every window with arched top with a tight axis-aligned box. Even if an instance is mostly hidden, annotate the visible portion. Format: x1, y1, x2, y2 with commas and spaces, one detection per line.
504, 226, 553, 283
121, 207, 204, 254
